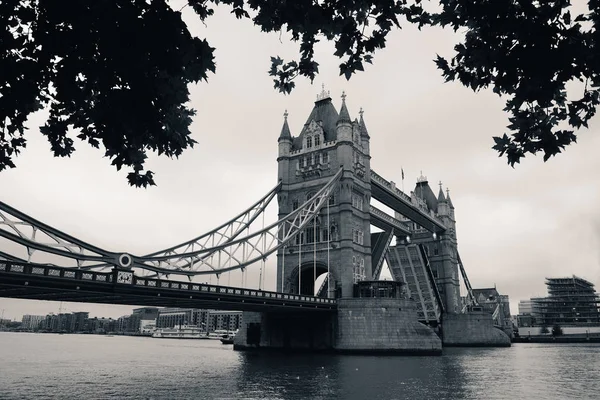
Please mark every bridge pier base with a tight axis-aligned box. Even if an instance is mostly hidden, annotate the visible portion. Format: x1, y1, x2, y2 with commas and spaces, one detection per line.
334, 298, 442, 355
233, 311, 335, 352
441, 311, 511, 347
233, 298, 442, 355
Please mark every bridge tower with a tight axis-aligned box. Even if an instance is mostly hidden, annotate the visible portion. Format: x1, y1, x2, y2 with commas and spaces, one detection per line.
276, 87, 372, 298
405, 176, 461, 313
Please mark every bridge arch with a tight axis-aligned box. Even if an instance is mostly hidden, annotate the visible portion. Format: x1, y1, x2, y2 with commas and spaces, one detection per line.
286, 261, 330, 296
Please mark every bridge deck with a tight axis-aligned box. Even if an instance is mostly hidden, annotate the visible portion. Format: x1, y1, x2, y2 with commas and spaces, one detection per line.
0, 262, 336, 313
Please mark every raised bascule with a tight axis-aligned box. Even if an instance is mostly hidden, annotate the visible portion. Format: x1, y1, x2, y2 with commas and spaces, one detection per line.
0, 86, 510, 354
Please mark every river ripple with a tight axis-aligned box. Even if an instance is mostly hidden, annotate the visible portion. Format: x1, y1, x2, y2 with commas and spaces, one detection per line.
0, 332, 599, 400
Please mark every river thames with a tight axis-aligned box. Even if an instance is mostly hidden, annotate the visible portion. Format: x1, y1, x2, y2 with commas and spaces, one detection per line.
0, 332, 599, 399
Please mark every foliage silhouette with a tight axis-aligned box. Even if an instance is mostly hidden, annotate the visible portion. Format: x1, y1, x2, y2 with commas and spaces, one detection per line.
2, 1, 597, 186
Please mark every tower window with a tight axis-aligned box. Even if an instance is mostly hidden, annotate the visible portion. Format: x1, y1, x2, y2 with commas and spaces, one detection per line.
315, 136, 321, 146
352, 229, 364, 245
322, 152, 328, 164
292, 199, 299, 210
305, 227, 316, 243
328, 194, 335, 206
330, 226, 337, 241
352, 194, 363, 211
306, 137, 312, 148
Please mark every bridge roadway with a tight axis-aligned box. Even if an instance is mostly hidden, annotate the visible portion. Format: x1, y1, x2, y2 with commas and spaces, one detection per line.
0, 261, 336, 313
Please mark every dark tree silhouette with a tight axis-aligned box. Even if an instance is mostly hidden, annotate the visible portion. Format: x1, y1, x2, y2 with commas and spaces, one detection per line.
2, 1, 597, 186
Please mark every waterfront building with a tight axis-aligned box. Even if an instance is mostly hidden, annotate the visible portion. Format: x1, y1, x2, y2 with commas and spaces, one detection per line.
21, 315, 45, 330
518, 300, 534, 315
87, 317, 117, 333
155, 308, 242, 332
207, 310, 243, 332
156, 308, 209, 329
132, 307, 159, 334
70, 312, 89, 332
532, 276, 600, 327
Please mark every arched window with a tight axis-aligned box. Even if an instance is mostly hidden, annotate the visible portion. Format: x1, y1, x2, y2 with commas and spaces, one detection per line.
306, 136, 313, 148
314, 135, 321, 146
322, 152, 329, 163
329, 225, 338, 241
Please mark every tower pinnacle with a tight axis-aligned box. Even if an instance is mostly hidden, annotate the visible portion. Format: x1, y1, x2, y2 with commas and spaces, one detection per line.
359, 107, 370, 138
316, 84, 331, 101
437, 181, 446, 202
279, 109, 291, 140
337, 91, 351, 125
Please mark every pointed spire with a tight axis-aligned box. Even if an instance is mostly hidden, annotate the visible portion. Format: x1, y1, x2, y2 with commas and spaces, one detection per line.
337, 91, 351, 125
446, 188, 454, 208
358, 107, 370, 138
437, 181, 446, 202
279, 109, 292, 140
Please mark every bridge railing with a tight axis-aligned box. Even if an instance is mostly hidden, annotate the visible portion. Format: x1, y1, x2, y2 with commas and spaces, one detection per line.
0, 261, 337, 306
0, 260, 113, 282
370, 170, 413, 203
369, 205, 409, 231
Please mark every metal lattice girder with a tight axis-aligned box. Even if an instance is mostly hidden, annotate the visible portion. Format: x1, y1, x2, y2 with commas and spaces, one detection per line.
0, 169, 341, 278
142, 183, 280, 259
0, 183, 278, 271
0, 201, 115, 267
134, 168, 344, 276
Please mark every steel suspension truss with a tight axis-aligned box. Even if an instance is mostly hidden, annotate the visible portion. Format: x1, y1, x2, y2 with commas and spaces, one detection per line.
0, 169, 342, 278
0, 183, 277, 272
135, 168, 343, 276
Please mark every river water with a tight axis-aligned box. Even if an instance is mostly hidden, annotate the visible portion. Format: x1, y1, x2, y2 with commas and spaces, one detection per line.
0, 332, 598, 400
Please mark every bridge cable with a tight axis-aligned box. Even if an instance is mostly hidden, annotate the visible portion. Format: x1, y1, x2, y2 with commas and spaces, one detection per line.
327, 198, 331, 298
298, 227, 302, 295
261, 210, 266, 290
313, 213, 317, 295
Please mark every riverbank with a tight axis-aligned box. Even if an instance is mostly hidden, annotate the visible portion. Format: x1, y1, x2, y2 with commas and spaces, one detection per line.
513, 334, 600, 343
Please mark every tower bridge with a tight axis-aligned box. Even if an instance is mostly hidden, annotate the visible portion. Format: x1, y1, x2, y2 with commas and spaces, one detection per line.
0, 86, 511, 354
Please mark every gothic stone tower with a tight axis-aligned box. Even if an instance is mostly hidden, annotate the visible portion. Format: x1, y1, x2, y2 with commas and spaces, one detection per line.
402, 176, 461, 313
276, 88, 372, 298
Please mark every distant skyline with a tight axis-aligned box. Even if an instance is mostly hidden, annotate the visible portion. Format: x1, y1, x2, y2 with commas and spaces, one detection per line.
1, 2, 600, 320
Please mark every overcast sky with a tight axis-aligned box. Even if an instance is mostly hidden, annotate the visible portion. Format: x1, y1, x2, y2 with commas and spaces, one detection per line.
1, 2, 599, 320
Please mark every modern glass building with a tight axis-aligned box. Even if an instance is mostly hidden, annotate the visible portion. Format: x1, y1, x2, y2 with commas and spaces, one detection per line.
532, 276, 600, 326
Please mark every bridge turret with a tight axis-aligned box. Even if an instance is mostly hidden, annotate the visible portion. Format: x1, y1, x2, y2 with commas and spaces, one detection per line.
359, 108, 371, 156
278, 109, 292, 157
437, 182, 449, 217
277, 110, 293, 186
336, 92, 352, 143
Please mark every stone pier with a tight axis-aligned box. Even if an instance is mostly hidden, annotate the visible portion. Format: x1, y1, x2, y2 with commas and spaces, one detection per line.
234, 281, 442, 355
441, 311, 511, 347
334, 297, 441, 355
